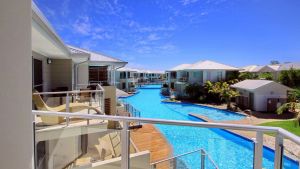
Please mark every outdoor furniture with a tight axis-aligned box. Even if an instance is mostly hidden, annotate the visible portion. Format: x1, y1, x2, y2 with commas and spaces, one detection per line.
32, 91, 101, 124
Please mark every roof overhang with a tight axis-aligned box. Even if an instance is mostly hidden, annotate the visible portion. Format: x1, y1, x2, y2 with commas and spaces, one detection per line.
71, 53, 90, 63
89, 61, 127, 69
32, 3, 70, 59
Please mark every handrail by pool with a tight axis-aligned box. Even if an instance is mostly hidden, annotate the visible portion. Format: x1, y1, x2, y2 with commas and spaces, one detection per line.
32, 110, 300, 169
150, 148, 219, 169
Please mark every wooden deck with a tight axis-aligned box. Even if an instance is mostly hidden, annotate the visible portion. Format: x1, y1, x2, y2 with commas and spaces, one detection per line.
131, 124, 173, 169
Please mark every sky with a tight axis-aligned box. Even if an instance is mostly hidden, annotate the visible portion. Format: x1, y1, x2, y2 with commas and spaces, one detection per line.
34, 0, 300, 70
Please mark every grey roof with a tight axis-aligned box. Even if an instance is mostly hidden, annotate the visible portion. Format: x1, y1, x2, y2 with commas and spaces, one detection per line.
278, 62, 300, 71
69, 46, 90, 55
231, 80, 273, 90
231, 80, 290, 91
186, 60, 239, 70
117, 67, 139, 72
68, 45, 127, 63
240, 65, 259, 72
251, 66, 264, 72
169, 64, 192, 71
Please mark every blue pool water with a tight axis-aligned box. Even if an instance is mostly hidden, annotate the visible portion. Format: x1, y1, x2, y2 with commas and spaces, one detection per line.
122, 86, 298, 169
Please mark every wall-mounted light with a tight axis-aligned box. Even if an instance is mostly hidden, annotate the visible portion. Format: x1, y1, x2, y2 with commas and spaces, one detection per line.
47, 58, 52, 64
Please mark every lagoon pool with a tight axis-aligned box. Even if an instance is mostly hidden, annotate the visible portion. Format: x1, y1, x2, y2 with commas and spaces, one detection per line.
122, 85, 298, 169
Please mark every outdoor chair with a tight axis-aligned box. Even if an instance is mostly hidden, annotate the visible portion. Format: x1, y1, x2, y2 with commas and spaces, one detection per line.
33, 90, 102, 124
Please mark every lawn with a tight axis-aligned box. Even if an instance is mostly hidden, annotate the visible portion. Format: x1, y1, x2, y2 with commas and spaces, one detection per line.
260, 120, 300, 136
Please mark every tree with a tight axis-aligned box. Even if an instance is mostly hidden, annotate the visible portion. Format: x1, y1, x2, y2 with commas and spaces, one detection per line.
238, 72, 257, 80
258, 72, 273, 80
279, 68, 300, 87
185, 83, 203, 100
277, 89, 300, 124
207, 81, 239, 109
270, 60, 280, 65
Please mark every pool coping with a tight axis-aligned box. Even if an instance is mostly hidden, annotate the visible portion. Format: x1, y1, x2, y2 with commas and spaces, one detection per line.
118, 90, 140, 98
161, 100, 247, 117
188, 113, 300, 164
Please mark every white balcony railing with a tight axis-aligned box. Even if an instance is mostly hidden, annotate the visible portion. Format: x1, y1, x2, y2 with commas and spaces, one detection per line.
32, 110, 300, 169
33, 84, 105, 125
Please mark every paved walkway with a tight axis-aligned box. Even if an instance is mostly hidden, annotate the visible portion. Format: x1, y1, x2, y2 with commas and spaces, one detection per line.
189, 113, 300, 160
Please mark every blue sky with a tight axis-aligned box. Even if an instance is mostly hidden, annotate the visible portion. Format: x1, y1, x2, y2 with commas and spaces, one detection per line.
34, 0, 300, 70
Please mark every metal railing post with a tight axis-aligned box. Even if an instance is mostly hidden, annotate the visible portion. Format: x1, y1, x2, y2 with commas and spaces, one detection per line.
253, 131, 263, 169
121, 121, 130, 169
274, 134, 284, 169
66, 93, 70, 126
201, 149, 205, 169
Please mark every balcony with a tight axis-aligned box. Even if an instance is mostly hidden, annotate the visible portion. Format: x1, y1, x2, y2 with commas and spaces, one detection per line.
32, 110, 300, 169
178, 77, 188, 83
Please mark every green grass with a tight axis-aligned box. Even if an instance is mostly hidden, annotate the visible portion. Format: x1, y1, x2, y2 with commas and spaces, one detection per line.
260, 120, 300, 136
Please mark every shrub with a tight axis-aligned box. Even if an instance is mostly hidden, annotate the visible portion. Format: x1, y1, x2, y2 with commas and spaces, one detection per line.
184, 83, 203, 100
259, 72, 273, 80
161, 87, 170, 96
279, 68, 300, 87
162, 83, 169, 88
238, 72, 257, 80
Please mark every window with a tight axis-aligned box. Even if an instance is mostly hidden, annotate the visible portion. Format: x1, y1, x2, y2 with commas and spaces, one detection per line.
206, 72, 211, 81
217, 71, 222, 81
193, 72, 198, 78
120, 72, 126, 79
89, 66, 108, 83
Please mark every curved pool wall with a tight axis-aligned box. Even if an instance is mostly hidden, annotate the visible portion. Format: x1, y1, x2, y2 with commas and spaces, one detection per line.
121, 85, 298, 169
163, 101, 246, 121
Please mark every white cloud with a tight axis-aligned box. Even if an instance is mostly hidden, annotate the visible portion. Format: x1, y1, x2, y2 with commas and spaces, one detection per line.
181, 0, 199, 6
73, 16, 91, 35
61, 0, 71, 17
201, 12, 209, 16
159, 44, 176, 51
147, 33, 160, 41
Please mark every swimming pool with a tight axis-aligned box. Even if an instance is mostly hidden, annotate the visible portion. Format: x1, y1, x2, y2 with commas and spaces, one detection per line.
122, 85, 298, 169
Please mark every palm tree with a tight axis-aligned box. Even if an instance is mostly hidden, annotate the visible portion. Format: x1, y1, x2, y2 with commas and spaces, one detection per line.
277, 89, 300, 124
207, 81, 239, 109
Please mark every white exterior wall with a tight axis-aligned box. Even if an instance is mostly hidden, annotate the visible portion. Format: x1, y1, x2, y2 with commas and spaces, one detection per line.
32, 52, 73, 91
47, 137, 82, 169
0, 0, 33, 169
87, 151, 150, 169
203, 70, 225, 83
253, 83, 289, 111
77, 62, 89, 85
188, 70, 203, 84
50, 59, 73, 90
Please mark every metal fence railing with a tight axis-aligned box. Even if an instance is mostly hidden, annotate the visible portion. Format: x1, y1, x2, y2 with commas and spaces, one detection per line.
33, 84, 105, 125
32, 111, 300, 169
151, 148, 218, 169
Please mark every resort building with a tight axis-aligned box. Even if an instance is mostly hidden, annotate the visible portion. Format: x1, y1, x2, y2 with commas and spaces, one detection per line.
240, 65, 280, 80
115, 68, 164, 92
231, 80, 291, 112
30, 4, 140, 169
240, 62, 300, 80
135, 69, 164, 83
68, 46, 127, 87
2, 1, 300, 169
166, 60, 239, 97
278, 62, 300, 71
32, 3, 76, 92
115, 67, 139, 92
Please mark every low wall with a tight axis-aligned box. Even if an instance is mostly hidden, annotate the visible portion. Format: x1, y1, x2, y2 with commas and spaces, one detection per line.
81, 151, 150, 169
